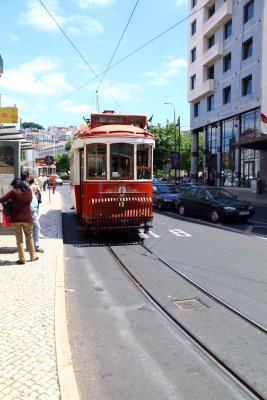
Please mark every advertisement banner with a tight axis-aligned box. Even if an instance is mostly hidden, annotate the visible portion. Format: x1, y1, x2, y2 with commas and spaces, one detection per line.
0, 107, 18, 123
170, 151, 180, 169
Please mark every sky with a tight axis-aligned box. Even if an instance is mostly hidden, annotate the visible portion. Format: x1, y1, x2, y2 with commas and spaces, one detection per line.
0, 0, 190, 131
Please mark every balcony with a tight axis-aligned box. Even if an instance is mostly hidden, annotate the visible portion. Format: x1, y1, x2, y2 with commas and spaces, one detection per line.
203, 41, 223, 66
188, 79, 214, 103
204, 0, 233, 37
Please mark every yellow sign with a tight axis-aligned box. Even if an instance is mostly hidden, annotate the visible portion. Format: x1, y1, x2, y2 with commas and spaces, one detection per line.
0, 107, 18, 123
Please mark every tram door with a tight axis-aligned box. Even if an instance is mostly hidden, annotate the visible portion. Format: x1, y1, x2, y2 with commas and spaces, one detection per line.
79, 149, 84, 216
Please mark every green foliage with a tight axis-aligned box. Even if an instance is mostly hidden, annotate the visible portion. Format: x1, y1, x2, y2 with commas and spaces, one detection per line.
150, 122, 174, 173
21, 122, 44, 130
54, 154, 70, 173
65, 138, 72, 152
150, 122, 203, 176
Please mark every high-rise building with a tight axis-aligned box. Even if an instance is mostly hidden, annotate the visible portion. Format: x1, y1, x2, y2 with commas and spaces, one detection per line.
188, 0, 267, 191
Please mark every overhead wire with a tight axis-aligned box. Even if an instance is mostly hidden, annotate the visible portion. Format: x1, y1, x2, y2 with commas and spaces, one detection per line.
37, 0, 124, 112
37, 0, 214, 115
91, 0, 141, 109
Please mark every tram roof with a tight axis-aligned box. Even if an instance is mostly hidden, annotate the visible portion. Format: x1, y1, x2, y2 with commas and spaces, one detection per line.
75, 123, 155, 140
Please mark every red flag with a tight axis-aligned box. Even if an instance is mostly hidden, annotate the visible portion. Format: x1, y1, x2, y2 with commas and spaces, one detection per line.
260, 113, 267, 124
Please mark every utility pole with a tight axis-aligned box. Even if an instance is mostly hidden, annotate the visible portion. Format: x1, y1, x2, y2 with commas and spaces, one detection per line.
164, 102, 178, 181
177, 116, 181, 183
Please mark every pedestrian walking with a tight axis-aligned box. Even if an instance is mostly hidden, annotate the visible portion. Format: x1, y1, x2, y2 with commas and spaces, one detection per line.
29, 177, 44, 253
37, 174, 43, 192
43, 174, 48, 191
0, 177, 38, 264
52, 179, 56, 194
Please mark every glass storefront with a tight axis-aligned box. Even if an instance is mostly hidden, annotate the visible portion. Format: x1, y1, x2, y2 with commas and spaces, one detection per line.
221, 118, 235, 186
206, 125, 217, 185
240, 110, 259, 187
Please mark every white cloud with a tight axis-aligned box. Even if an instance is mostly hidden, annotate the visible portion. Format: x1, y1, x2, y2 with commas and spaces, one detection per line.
143, 57, 187, 86
18, 0, 65, 32
8, 34, 19, 42
57, 99, 92, 114
67, 16, 104, 36
95, 82, 143, 102
0, 56, 74, 95
73, 0, 115, 9
18, 0, 104, 36
175, 0, 188, 6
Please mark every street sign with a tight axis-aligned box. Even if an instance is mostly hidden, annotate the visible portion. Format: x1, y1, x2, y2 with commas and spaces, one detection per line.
44, 155, 54, 166
0, 107, 18, 123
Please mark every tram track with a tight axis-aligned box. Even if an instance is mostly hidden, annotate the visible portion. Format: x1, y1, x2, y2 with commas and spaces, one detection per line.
107, 242, 267, 400
137, 239, 267, 334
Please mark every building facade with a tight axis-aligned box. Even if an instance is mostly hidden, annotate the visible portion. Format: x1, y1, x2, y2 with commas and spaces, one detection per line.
188, 0, 267, 191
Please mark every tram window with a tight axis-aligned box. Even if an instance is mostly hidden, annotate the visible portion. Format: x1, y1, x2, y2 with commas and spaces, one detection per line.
111, 143, 133, 179
137, 144, 152, 179
87, 144, 107, 179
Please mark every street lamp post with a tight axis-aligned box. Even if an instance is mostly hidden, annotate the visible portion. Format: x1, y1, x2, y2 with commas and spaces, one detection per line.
164, 102, 180, 182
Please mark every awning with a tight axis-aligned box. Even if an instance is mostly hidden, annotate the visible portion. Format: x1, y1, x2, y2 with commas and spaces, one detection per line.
233, 133, 267, 150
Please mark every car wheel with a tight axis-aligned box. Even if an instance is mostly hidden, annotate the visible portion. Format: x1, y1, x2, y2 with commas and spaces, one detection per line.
157, 201, 164, 210
178, 204, 186, 216
210, 209, 220, 223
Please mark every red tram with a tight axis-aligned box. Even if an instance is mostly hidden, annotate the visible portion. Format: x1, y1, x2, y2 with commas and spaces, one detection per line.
70, 110, 155, 232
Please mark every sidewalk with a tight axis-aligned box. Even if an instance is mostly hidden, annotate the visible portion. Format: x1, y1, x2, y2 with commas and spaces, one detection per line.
225, 187, 267, 207
0, 189, 79, 400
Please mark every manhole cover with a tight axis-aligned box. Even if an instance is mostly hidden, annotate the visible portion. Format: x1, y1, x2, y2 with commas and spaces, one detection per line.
172, 298, 207, 311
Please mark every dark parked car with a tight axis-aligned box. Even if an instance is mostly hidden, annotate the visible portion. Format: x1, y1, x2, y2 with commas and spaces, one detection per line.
153, 183, 183, 210
175, 185, 255, 223
179, 182, 204, 191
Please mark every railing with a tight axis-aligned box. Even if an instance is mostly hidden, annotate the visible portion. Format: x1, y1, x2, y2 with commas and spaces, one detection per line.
88, 192, 153, 230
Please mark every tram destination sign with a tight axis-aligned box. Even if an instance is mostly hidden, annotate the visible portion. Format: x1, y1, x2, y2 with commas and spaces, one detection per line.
44, 155, 54, 166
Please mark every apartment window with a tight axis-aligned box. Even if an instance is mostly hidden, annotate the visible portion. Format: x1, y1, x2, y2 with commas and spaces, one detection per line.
244, 0, 254, 23
191, 74, 196, 90
223, 53, 231, 72
207, 95, 214, 111
243, 37, 253, 60
208, 34, 215, 49
208, 3, 215, 18
208, 64, 214, 79
194, 102, 200, 117
191, 20, 197, 35
223, 86, 231, 104
191, 47, 196, 62
242, 75, 252, 96
192, 0, 197, 7
224, 19, 232, 39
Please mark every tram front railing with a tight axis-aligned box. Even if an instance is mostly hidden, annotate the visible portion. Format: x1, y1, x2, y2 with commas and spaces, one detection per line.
89, 192, 153, 230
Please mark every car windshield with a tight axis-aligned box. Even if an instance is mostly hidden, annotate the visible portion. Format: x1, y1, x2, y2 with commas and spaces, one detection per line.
207, 188, 236, 199
158, 185, 179, 194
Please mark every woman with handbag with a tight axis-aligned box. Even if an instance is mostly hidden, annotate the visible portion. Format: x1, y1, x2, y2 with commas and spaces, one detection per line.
0, 177, 39, 265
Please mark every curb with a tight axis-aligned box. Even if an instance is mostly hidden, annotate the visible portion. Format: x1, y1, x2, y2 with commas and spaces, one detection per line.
55, 198, 80, 400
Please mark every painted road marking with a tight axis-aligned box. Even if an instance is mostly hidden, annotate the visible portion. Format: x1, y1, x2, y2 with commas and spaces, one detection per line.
169, 229, 192, 237
149, 230, 160, 238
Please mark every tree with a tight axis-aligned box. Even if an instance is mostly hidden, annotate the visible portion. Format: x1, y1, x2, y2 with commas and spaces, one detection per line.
150, 122, 203, 177
64, 138, 72, 152
150, 121, 174, 173
21, 122, 44, 130
54, 154, 70, 174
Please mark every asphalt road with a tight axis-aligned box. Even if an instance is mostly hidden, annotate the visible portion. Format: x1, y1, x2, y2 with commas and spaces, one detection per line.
59, 185, 267, 400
